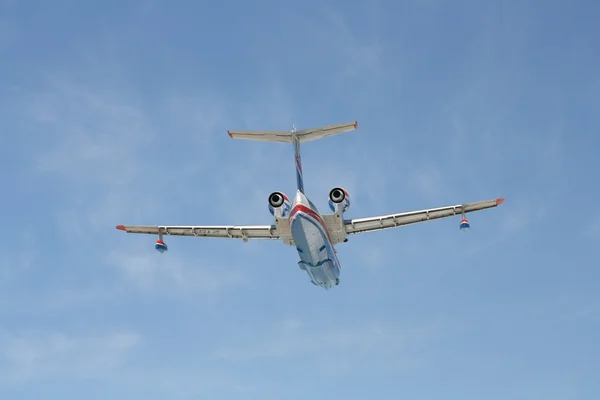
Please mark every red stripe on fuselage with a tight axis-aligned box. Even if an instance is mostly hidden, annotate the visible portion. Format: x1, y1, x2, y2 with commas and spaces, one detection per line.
289, 204, 332, 243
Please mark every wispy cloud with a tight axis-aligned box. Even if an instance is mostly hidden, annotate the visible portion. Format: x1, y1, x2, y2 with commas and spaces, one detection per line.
23, 75, 153, 183
0, 12, 15, 51
213, 315, 445, 376
408, 160, 446, 202
7, 72, 259, 316
0, 329, 141, 384
107, 248, 249, 296
0, 229, 36, 279
316, 10, 385, 82
587, 214, 600, 237
238, 80, 296, 130
18, 72, 240, 230
3, 2, 598, 398
162, 91, 229, 150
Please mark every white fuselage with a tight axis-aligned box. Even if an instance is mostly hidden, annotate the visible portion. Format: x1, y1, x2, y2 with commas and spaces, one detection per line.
289, 191, 341, 289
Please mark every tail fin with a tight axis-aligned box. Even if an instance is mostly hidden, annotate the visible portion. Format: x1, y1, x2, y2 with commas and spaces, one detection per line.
227, 121, 358, 193
292, 134, 304, 193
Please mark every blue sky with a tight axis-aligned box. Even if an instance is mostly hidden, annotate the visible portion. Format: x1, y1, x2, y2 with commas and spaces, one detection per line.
1, 0, 599, 398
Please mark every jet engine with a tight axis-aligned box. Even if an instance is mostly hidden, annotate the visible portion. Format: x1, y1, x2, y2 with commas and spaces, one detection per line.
268, 191, 291, 217
328, 187, 350, 213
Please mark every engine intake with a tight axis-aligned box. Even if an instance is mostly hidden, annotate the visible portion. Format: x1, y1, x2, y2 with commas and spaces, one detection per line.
268, 191, 291, 217
329, 188, 346, 203
328, 187, 351, 213
269, 192, 285, 208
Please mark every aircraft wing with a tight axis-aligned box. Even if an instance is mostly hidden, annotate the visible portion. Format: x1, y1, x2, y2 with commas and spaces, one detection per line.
115, 224, 280, 240
344, 198, 505, 235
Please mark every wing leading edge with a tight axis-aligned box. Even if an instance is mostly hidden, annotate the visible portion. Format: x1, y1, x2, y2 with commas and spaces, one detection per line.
344, 198, 505, 235
116, 224, 280, 240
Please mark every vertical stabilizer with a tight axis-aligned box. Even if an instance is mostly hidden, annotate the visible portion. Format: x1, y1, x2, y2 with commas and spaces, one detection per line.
291, 127, 304, 193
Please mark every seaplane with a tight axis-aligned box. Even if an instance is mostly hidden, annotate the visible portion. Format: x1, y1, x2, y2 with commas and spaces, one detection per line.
116, 121, 505, 290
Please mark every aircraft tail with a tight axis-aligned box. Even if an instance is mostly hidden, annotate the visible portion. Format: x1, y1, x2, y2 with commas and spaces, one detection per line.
227, 121, 358, 144
227, 129, 292, 143
227, 121, 358, 193
293, 121, 358, 143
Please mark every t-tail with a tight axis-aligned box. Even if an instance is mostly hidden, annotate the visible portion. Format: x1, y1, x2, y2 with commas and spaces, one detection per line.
227, 121, 358, 193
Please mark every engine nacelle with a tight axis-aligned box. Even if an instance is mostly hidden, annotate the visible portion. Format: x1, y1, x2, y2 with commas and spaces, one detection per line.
328, 187, 351, 213
268, 191, 291, 217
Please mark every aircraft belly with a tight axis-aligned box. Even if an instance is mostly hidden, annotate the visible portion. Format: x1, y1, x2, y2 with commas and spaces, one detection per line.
291, 215, 338, 287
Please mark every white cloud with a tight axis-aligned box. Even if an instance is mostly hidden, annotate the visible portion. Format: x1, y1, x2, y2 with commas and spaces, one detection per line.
17, 284, 120, 314
0, 229, 36, 279
23, 76, 153, 181
315, 10, 385, 82
8, 73, 263, 313
17, 72, 239, 226
107, 249, 250, 297
0, 16, 14, 51
105, 366, 275, 398
212, 315, 445, 376
0, 329, 141, 384
408, 160, 445, 201
238, 80, 296, 130
587, 214, 600, 237
162, 92, 229, 150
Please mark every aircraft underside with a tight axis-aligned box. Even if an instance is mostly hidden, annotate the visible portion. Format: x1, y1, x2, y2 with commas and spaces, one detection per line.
290, 210, 340, 290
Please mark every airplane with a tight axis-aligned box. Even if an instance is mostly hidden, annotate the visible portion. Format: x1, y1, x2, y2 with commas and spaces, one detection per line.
116, 121, 505, 290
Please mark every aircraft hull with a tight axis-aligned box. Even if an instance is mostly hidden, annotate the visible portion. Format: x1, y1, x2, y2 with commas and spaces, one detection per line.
290, 191, 340, 289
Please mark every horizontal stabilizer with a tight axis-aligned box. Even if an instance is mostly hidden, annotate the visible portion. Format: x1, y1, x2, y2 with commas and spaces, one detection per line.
227, 121, 358, 144
295, 121, 358, 143
227, 129, 292, 143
